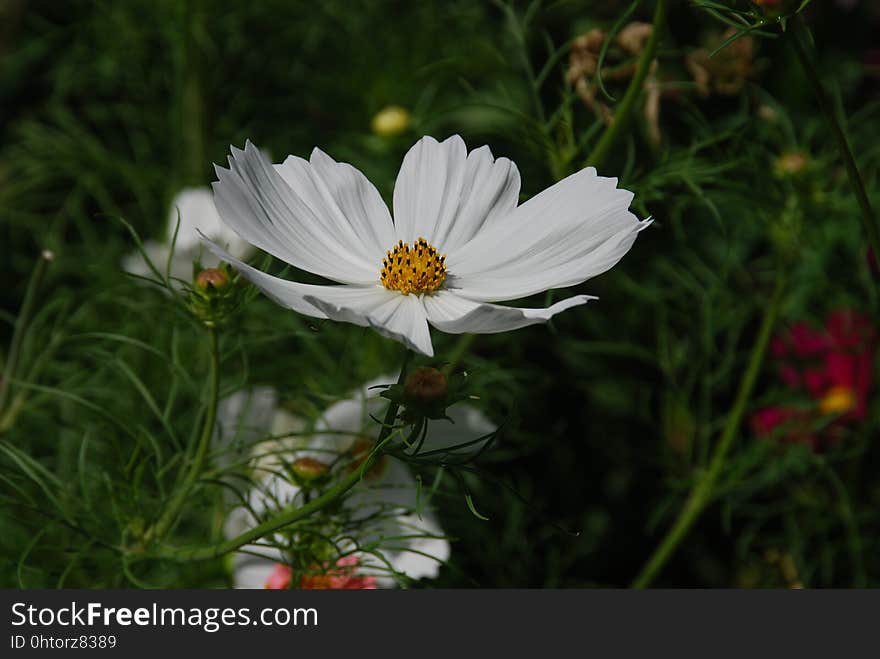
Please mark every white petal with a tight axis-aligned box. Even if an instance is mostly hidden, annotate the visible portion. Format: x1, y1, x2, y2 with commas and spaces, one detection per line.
392, 135, 467, 245
232, 556, 280, 589
423, 290, 594, 334
223, 472, 303, 559
309, 374, 395, 453
122, 240, 173, 278
384, 511, 450, 582
122, 240, 200, 291
205, 237, 435, 352
166, 187, 252, 261
215, 387, 278, 472
202, 238, 337, 319
306, 148, 396, 257
213, 141, 377, 284
304, 290, 434, 357
349, 460, 450, 584
250, 409, 308, 476
447, 167, 647, 301
437, 145, 520, 252
349, 458, 421, 513
273, 151, 392, 265
207, 236, 434, 355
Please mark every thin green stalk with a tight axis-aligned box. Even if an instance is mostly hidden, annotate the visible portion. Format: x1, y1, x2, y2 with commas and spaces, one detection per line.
153, 438, 390, 561
585, 0, 666, 170
150, 347, 413, 561
502, 0, 545, 125
790, 15, 880, 260
631, 273, 787, 588
147, 327, 219, 541
0, 250, 54, 420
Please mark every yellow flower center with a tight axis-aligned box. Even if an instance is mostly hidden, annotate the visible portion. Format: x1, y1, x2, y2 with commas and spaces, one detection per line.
380, 238, 446, 295
819, 386, 856, 415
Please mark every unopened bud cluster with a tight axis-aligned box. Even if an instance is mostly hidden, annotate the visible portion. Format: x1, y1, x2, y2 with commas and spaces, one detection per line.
189, 263, 239, 326
382, 365, 470, 429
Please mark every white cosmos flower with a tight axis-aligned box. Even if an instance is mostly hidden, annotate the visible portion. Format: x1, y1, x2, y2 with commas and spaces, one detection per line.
123, 187, 253, 285
224, 375, 496, 589
203, 135, 649, 356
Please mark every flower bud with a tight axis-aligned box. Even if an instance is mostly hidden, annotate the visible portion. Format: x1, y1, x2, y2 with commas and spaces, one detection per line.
371, 105, 411, 137
190, 264, 239, 326
773, 151, 809, 178
195, 267, 230, 291
290, 456, 330, 484
404, 367, 448, 405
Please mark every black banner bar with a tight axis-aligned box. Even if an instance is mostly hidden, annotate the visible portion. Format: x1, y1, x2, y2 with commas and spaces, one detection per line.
2, 589, 878, 655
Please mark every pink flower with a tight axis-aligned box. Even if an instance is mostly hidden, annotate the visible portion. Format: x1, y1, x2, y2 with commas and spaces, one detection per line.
264, 556, 377, 590
264, 564, 292, 590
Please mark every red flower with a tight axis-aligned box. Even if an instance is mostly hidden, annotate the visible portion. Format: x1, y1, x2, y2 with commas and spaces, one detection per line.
264, 556, 377, 590
751, 309, 876, 449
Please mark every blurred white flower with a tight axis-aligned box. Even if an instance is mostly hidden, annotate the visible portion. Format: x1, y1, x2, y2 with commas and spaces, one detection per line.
123, 187, 253, 285
222, 375, 496, 589
204, 135, 649, 356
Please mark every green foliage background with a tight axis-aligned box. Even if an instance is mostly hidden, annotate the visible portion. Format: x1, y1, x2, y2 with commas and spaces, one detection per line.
1, 0, 878, 587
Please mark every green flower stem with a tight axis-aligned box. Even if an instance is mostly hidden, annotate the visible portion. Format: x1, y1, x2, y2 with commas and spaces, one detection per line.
631, 273, 787, 588
0, 250, 53, 422
790, 15, 880, 261
585, 0, 666, 170
147, 327, 219, 541
149, 347, 413, 561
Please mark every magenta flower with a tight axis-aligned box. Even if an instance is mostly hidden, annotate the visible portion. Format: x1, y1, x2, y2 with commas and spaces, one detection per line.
751, 309, 876, 449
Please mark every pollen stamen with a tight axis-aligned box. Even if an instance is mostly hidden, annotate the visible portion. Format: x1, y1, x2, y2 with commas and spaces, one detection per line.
380, 237, 447, 295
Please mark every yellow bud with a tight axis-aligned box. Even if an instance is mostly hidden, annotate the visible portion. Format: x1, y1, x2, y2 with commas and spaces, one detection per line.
371, 105, 411, 137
